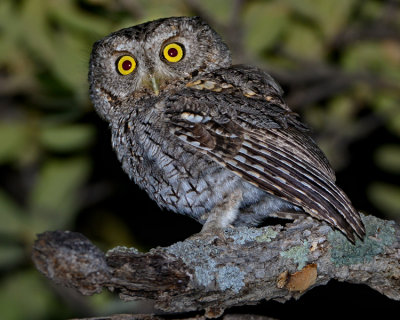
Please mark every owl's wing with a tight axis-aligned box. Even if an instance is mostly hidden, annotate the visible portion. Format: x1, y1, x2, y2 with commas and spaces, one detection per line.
164, 89, 365, 242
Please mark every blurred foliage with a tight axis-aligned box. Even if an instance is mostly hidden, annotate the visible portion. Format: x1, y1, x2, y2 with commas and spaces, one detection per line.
0, 0, 399, 319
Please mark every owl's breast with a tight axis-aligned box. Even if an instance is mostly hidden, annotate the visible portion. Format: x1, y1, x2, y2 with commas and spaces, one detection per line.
111, 98, 239, 221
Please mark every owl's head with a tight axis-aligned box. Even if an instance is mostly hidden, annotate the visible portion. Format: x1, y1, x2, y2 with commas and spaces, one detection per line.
89, 16, 231, 121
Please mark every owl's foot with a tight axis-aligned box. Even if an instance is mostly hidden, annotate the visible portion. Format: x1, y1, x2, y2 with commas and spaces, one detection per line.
189, 189, 242, 244
188, 225, 230, 245
202, 188, 242, 228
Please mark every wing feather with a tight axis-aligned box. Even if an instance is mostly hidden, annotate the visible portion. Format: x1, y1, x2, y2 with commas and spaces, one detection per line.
165, 90, 365, 241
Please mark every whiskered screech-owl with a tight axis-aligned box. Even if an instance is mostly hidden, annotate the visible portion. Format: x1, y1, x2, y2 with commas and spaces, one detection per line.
89, 16, 365, 242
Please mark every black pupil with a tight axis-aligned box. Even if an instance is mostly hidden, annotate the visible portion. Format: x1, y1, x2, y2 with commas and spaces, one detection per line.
122, 60, 132, 70
168, 48, 178, 57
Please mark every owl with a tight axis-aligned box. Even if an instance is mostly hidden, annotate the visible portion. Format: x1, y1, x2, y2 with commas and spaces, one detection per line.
89, 16, 365, 243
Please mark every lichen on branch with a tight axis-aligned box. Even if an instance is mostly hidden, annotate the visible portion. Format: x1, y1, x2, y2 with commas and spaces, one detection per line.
32, 214, 400, 317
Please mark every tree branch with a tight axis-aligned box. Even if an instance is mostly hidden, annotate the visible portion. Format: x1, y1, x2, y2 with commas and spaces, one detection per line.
32, 214, 400, 319
72, 313, 276, 320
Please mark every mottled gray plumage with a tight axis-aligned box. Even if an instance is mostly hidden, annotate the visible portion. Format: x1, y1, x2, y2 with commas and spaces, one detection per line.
89, 16, 365, 242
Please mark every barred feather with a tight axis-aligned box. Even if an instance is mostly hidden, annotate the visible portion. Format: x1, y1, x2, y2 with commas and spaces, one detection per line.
166, 88, 365, 242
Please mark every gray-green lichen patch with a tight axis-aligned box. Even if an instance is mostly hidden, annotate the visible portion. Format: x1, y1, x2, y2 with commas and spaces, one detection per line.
165, 230, 255, 292
256, 227, 278, 242
166, 239, 247, 292
194, 261, 217, 287
224, 226, 278, 244
328, 214, 395, 266
166, 240, 218, 287
217, 265, 245, 293
280, 241, 310, 270
224, 226, 263, 245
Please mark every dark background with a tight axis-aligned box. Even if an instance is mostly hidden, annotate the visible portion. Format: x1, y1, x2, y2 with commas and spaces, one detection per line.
0, 0, 399, 319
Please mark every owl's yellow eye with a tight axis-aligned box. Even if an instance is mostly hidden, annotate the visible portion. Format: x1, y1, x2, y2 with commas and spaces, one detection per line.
117, 56, 136, 75
163, 43, 184, 62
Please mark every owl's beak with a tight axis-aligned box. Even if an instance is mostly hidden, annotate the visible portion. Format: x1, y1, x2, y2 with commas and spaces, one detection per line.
150, 75, 160, 96
142, 73, 160, 96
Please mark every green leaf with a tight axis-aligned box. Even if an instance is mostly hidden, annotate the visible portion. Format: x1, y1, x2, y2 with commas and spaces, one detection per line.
282, 0, 356, 38
342, 42, 381, 72
200, 0, 233, 23
0, 243, 25, 269
243, 2, 289, 55
39, 124, 95, 152
0, 121, 30, 164
20, 0, 56, 62
373, 94, 400, 136
49, 31, 92, 99
342, 42, 400, 81
327, 95, 355, 120
0, 190, 25, 236
284, 23, 324, 60
368, 182, 400, 219
360, 0, 384, 20
375, 145, 400, 173
0, 1, 19, 63
141, 0, 187, 22
29, 157, 90, 232
0, 270, 60, 320
48, 0, 111, 36
373, 93, 399, 113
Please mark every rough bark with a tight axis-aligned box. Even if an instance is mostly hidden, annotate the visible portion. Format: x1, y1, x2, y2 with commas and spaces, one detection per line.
71, 313, 276, 320
32, 214, 400, 318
